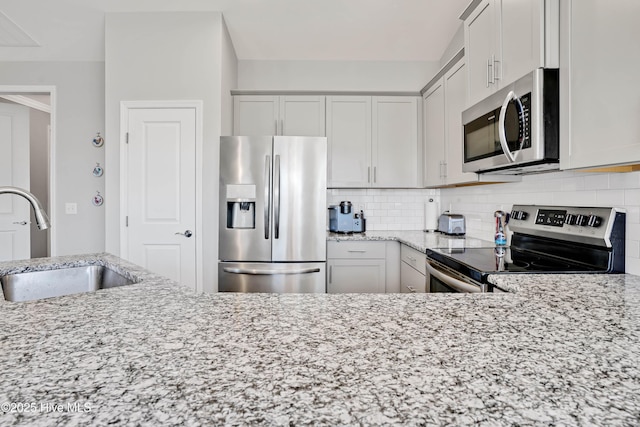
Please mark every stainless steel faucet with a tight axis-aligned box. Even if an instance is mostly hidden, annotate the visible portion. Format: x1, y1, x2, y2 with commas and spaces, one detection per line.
0, 186, 51, 230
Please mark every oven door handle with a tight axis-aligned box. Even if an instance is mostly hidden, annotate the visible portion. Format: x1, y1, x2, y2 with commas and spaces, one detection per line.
426, 260, 482, 293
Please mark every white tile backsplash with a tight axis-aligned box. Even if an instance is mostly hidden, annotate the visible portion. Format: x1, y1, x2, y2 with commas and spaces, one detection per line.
327, 170, 640, 275
327, 188, 439, 231
440, 170, 640, 275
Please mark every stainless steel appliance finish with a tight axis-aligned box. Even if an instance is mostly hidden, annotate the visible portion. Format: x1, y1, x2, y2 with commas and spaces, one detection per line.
219, 262, 325, 293
0, 186, 51, 230
426, 258, 491, 293
426, 205, 626, 293
437, 213, 466, 235
462, 68, 559, 175
1, 266, 136, 302
218, 136, 327, 293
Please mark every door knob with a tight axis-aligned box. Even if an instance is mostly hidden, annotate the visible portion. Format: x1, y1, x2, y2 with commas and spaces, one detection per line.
175, 230, 193, 238
13, 221, 28, 225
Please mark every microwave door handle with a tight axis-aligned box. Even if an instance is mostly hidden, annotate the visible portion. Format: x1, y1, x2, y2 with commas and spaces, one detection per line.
498, 90, 525, 163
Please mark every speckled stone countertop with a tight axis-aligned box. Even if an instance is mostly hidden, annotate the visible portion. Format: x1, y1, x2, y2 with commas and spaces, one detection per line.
328, 230, 495, 252
1, 253, 640, 425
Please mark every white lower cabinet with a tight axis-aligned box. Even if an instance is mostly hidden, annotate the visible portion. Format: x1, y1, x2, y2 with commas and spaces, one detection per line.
327, 241, 399, 293
400, 244, 427, 293
327, 258, 386, 293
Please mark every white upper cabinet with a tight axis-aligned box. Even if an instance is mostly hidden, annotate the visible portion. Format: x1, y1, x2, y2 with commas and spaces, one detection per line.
464, 0, 497, 106
372, 96, 420, 188
233, 95, 279, 135
559, 0, 640, 170
326, 96, 372, 187
423, 79, 446, 187
422, 57, 480, 187
463, 0, 558, 107
233, 95, 325, 136
422, 55, 519, 187
280, 96, 326, 136
443, 60, 478, 185
327, 95, 420, 188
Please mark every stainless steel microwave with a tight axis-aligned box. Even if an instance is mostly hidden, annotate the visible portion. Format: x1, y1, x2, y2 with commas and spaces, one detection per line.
462, 68, 559, 174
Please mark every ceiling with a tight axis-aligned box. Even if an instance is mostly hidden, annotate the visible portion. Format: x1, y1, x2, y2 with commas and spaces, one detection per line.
0, 0, 469, 62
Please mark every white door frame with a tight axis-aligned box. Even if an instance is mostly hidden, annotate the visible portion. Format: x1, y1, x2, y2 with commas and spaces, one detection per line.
0, 85, 57, 257
120, 100, 204, 292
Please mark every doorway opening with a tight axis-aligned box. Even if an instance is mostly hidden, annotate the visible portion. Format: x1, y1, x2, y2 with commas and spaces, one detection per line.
0, 86, 56, 259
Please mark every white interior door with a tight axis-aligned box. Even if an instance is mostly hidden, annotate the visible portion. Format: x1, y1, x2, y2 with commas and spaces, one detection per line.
0, 103, 30, 261
125, 107, 196, 288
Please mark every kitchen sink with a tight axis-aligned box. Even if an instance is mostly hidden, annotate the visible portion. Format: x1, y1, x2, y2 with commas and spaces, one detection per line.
1, 265, 138, 302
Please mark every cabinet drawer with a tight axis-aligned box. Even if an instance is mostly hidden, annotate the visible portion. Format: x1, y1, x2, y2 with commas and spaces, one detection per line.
400, 244, 426, 275
400, 261, 426, 293
327, 241, 386, 259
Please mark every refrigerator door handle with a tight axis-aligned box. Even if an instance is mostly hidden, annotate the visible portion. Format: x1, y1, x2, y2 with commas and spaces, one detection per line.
264, 155, 271, 239
274, 154, 281, 239
223, 267, 321, 275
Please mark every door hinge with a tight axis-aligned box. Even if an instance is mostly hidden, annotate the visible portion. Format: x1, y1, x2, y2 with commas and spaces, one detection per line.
125, 216, 128, 227
126, 132, 129, 144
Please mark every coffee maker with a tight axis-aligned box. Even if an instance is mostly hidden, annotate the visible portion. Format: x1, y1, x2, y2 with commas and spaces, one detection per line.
328, 201, 366, 233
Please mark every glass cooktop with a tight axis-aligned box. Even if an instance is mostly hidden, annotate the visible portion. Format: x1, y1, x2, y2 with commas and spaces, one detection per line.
427, 246, 605, 279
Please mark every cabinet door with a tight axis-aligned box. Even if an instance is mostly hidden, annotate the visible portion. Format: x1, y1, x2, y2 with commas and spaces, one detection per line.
560, 0, 640, 169
500, 0, 545, 86
423, 80, 446, 187
400, 262, 426, 293
233, 95, 279, 136
464, 0, 498, 106
444, 59, 478, 185
372, 96, 420, 188
280, 96, 326, 137
326, 96, 372, 188
327, 259, 386, 293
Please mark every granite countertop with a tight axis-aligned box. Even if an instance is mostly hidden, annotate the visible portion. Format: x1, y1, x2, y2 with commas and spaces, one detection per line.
327, 230, 495, 253
1, 254, 640, 425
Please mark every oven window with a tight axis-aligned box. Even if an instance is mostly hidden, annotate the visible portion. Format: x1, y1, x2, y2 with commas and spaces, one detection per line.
429, 275, 459, 293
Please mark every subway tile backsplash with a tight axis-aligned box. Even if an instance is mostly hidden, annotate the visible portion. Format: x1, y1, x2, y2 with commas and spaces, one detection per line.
439, 170, 640, 276
327, 188, 439, 231
327, 169, 640, 275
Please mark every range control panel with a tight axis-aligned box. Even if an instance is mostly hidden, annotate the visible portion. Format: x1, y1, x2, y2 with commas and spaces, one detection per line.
508, 205, 624, 247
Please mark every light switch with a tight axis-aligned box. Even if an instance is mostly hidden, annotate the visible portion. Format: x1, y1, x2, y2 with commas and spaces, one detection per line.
65, 203, 78, 215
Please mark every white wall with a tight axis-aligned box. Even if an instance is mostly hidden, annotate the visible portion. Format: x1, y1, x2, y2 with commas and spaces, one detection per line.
105, 12, 237, 293
439, 23, 464, 68
209, 17, 238, 292
238, 60, 439, 92
0, 62, 105, 256
440, 170, 640, 275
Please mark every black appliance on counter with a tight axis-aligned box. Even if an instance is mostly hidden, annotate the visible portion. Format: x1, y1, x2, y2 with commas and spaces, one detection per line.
426, 204, 625, 293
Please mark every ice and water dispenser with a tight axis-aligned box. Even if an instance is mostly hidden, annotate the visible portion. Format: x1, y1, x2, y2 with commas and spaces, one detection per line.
225, 184, 256, 229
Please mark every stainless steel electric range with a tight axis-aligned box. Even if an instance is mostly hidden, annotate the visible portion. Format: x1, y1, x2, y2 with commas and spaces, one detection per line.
426, 205, 626, 293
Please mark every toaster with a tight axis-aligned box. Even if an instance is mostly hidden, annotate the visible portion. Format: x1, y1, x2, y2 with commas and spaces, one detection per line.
328, 203, 366, 233
438, 213, 466, 235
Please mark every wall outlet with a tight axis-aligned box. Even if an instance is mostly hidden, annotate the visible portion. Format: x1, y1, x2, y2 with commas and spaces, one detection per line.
65, 203, 78, 215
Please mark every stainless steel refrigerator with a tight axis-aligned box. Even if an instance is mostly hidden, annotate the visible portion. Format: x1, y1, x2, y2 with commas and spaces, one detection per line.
218, 136, 327, 293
